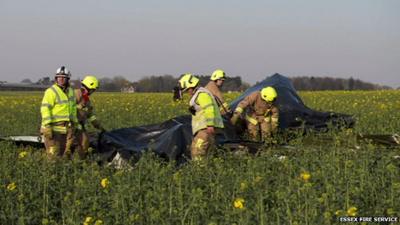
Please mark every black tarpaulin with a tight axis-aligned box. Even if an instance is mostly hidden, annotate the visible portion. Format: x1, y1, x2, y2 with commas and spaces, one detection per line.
98, 115, 242, 164
230, 73, 355, 130
98, 116, 192, 163
98, 74, 355, 163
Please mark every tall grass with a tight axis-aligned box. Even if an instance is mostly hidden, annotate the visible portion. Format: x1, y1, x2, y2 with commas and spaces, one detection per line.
0, 91, 399, 224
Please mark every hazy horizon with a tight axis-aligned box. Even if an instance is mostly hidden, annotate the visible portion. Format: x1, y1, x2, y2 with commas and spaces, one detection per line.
4, 73, 396, 89
1, 0, 399, 87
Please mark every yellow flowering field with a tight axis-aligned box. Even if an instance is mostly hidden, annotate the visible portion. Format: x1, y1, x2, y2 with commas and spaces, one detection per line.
0, 91, 399, 224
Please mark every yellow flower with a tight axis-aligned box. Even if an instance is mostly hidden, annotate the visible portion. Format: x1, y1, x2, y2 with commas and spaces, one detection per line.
19, 151, 28, 159
42, 218, 49, 225
386, 208, 395, 216
130, 214, 140, 221
94, 219, 103, 225
100, 178, 109, 188
335, 210, 344, 216
7, 182, 16, 191
254, 176, 262, 184
114, 170, 124, 177
347, 206, 357, 216
173, 171, 181, 182
240, 182, 248, 191
300, 171, 311, 182
233, 197, 245, 209
386, 164, 396, 173
83, 216, 93, 225
323, 211, 331, 220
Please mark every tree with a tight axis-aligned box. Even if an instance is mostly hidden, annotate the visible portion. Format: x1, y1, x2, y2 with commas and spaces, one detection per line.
36, 77, 52, 85
290, 76, 390, 91
135, 75, 177, 92
20, 78, 33, 84
348, 77, 355, 90
99, 76, 133, 92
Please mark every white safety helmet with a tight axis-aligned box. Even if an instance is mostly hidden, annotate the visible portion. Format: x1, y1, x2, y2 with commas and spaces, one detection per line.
55, 66, 71, 78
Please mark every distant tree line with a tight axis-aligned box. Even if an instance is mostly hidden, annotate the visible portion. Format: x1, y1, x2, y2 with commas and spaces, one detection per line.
12, 74, 395, 92
20, 77, 52, 85
196, 75, 250, 92
19, 76, 133, 91
128, 75, 392, 92
132, 75, 178, 92
98, 75, 250, 92
290, 76, 392, 91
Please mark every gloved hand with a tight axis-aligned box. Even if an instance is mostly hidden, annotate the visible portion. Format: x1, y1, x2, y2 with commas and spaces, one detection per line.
222, 109, 234, 120
188, 106, 196, 115
230, 113, 240, 125
41, 126, 53, 139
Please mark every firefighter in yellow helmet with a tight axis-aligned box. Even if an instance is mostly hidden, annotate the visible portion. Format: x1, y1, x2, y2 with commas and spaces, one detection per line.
205, 69, 231, 115
230, 86, 279, 142
178, 73, 224, 160
74, 75, 105, 158
40, 66, 78, 158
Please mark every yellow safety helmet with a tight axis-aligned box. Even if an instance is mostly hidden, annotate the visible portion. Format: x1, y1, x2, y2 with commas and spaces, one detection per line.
178, 73, 199, 91
210, 69, 226, 81
81, 75, 99, 90
260, 86, 277, 102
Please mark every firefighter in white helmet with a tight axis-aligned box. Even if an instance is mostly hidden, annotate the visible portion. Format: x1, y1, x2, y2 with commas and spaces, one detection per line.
40, 66, 78, 158
231, 86, 279, 142
205, 69, 231, 115
74, 75, 105, 158
178, 73, 224, 160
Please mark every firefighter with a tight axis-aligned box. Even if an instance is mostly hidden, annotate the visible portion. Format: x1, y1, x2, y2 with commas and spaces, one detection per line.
230, 86, 279, 142
75, 75, 105, 158
205, 69, 230, 115
178, 73, 224, 160
40, 66, 78, 158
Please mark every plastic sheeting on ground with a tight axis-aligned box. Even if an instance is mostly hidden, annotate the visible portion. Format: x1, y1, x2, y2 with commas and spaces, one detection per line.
230, 73, 355, 131
97, 74, 355, 163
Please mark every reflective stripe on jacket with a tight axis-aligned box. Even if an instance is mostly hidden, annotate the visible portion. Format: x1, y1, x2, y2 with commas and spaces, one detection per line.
41, 84, 78, 127
189, 87, 224, 134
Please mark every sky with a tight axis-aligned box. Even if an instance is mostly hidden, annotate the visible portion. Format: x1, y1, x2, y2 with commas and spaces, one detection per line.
1, 0, 399, 87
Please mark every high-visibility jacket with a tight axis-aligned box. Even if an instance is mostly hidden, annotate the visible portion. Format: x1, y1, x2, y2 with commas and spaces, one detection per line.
189, 87, 224, 134
41, 84, 78, 131
234, 91, 279, 126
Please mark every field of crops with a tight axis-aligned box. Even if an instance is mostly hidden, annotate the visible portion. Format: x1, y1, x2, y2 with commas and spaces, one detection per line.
1, 90, 399, 225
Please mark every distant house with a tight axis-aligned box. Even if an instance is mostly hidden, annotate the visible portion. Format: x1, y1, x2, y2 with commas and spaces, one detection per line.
121, 86, 135, 93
